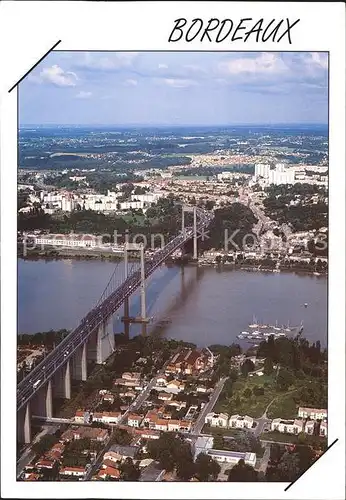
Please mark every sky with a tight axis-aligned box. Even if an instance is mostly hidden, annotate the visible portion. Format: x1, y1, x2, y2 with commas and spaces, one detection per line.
19, 51, 328, 126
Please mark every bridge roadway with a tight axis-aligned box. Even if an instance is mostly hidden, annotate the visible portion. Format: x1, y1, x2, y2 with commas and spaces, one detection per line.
17, 209, 212, 412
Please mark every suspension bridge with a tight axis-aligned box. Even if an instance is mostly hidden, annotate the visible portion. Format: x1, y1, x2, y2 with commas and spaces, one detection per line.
17, 206, 213, 443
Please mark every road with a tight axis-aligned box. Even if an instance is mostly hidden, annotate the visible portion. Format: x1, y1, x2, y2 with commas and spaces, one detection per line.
192, 377, 228, 435
16, 425, 59, 478
257, 443, 271, 476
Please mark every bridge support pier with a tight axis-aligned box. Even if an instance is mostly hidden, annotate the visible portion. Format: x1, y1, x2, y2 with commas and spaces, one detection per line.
54, 360, 71, 399
46, 380, 53, 418
18, 401, 31, 444
72, 342, 87, 381
96, 318, 114, 364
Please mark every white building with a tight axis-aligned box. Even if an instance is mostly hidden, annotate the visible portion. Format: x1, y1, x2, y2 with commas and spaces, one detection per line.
298, 407, 327, 421
34, 234, 101, 248
207, 450, 256, 468
229, 415, 254, 429
304, 420, 316, 435
127, 414, 143, 428
271, 418, 304, 434
205, 412, 229, 428
268, 168, 295, 186
320, 421, 328, 437
255, 163, 270, 179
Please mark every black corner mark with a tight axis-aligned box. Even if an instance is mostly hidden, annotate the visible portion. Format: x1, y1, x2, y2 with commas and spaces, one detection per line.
8, 40, 62, 93
284, 438, 339, 492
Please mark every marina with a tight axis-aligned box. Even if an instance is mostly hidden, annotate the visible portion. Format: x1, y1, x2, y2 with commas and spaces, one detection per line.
237, 317, 304, 343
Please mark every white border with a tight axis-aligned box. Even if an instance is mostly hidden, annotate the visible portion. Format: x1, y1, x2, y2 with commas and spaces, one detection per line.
1, 1, 345, 499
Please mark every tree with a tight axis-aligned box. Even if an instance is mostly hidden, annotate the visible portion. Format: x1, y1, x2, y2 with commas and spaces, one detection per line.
195, 453, 221, 481
120, 458, 140, 481
243, 387, 252, 398
112, 428, 132, 446
176, 455, 195, 480
241, 359, 255, 377
32, 434, 58, 457
276, 368, 294, 391
277, 451, 300, 481
253, 385, 264, 396
213, 432, 225, 450
263, 357, 274, 375
228, 459, 258, 481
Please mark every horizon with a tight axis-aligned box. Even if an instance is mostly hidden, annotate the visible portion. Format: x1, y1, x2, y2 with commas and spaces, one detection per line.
19, 122, 328, 128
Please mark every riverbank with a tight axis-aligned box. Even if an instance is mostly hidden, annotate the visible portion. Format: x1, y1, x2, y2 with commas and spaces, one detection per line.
18, 248, 327, 276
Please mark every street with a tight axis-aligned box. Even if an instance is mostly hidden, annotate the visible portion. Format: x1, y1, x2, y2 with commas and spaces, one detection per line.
192, 377, 228, 435
16, 425, 59, 478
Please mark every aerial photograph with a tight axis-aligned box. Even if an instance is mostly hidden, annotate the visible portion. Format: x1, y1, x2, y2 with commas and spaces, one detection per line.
17, 51, 328, 483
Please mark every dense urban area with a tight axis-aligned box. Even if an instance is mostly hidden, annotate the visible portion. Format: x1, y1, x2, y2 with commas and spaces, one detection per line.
17, 125, 328, 483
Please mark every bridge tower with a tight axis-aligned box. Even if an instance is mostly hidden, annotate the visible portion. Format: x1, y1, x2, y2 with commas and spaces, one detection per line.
122, 242, 149, 337
181, 205, 198, 260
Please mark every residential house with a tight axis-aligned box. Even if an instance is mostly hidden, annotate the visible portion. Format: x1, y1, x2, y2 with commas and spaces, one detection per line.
271, 418, 304, 434
102, 451, 121, 464
143, 409, 159, 429
304, 420, 316, 435
103, 393, 115, 404
140, 430, 160, 440
127, 413, 143, 427
298, 407, 327, 421
122, 372, 141, 381
156, 376, 167, 387
167, 400, 187, 410
179, 420, 192, 432
229, 415, 254, 429
61, 426, 109, 443
101, 411, 122, 424
114, 378, 138, 388
105, 445, 139, 462
320, 421, 327, 437
98, 466, 120, 480
164, 380, 185, 394
205, 412, 229, 428
158, 392, 173, 402
166, 349, 209, 376
196, 385, 207, 393
167, 420, 181, 432
24, 473, 40, 481
60, 466, 86, 478
74, 410, 86, 424
155, 419, 169, 431
35, 459, 56, 470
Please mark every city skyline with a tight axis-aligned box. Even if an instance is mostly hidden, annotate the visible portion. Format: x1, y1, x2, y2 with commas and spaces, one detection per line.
19, 51, 328, 126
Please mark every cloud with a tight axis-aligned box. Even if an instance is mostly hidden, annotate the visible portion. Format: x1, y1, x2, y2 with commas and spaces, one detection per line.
31, 65, 79, 87
76, 52, 138, 72
158, 64, 168, 69
309, 52, 328, 70
76, 91, 92, 99
218, 53, 287, 76
159, 78, 198, 88
124, 79, 138, 86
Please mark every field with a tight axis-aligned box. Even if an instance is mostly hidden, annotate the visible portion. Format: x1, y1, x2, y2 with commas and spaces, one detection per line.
215, 374, 278, 419
214, 373, 309, 420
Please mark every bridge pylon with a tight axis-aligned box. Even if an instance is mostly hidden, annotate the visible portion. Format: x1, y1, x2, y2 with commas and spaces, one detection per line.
122, 242, 149, 337
181, 205, 198, 260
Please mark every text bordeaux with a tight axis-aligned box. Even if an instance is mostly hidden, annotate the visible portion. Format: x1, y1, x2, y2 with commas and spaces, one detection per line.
168, 18, 300, 44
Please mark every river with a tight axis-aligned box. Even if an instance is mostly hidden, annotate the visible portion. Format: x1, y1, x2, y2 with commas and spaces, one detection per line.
18, 259, 327, 347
